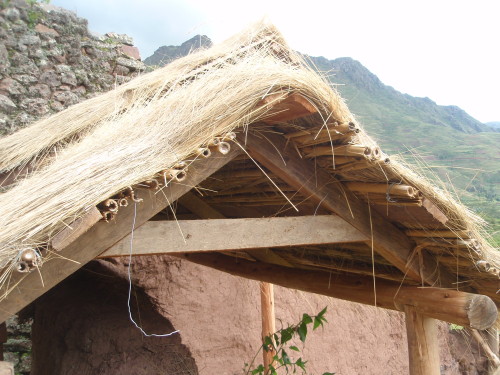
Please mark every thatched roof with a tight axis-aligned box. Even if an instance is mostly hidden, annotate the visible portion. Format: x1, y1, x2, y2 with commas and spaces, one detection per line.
0, 22, 498, 309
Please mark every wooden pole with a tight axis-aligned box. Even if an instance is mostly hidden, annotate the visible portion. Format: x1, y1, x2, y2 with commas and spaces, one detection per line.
404, 305, 440, 375
260, 282, 276, 372
487, 328, 499, 374
179, 253, 498, 329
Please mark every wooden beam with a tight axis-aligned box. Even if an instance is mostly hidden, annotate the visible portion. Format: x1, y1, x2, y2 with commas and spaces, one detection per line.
260, 282, 276, 372
0, 148, 241, 324
101, 215, 368, 257
178, 192, 226, 219
178, 252, 498, 329
404, 305, 440, 375
238, 131, 452, 286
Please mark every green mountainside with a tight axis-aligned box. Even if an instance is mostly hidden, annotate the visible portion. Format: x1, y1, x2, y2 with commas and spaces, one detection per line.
308, 56, 499, 243
145, 41, 499, 243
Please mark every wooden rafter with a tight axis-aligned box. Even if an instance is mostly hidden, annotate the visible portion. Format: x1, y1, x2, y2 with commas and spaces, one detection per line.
238, 131, 454, 286
0, 148, 241, 324
178, 252, 498, 329
101, 215, 368, 258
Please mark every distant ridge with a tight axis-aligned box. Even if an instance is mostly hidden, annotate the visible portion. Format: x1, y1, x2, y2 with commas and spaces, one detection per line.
486, 121, 500, 129
144, 35, 212, 67
309, 56, 494, 134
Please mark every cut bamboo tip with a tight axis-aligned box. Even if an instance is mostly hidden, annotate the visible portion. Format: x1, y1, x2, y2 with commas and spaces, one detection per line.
217, 141, 231, 155
99, 198, 119, 213
477, 260, 491, 272
197, 147, 211, 158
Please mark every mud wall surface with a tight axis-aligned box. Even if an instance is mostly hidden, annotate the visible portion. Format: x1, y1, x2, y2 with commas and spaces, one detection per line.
31, 261, 197, 375
95, 256, 486, 375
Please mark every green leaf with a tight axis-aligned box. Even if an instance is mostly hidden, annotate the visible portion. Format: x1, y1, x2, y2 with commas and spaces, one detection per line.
281, 327, 294, 343
317, 306, 327, 318
296, 357, 307, 370
302, 313, 313, 325
274, 333, 280, 346
251, 364, 264, 375
298, 323, 308, 343
289, 345, 300, 352
313, 317, 323, 330
322, 372, 335, 375
282, 349, 291, 365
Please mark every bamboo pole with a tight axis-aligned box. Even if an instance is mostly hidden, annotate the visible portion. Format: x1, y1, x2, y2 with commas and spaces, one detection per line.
260, 282, 276, 372
404, 305, 440, 375
344, 182, 419, 198
303, 145, 372, 158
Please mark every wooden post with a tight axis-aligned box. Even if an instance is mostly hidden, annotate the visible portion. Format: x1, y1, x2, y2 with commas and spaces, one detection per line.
404, 305, 440, 375
260, 282, 276, 372
487, 328, 499, 374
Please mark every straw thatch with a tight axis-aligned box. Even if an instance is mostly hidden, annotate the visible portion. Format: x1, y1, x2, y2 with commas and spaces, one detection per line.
0, 21, 498, 301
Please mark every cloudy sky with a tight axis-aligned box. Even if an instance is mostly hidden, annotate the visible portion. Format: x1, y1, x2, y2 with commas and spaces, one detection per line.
52, 0, 500, 123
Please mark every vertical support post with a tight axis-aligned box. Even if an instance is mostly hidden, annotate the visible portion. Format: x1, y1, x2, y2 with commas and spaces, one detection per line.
404, 305, 440, 375
487, 328, 499, 374
260, 282, 276, 372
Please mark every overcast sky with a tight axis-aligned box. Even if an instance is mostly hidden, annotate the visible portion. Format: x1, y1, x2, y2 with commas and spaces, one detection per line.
52, 0, 500, 123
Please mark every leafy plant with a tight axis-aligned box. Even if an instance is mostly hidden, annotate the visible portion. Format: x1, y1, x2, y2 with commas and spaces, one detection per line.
244, 307, 334, 375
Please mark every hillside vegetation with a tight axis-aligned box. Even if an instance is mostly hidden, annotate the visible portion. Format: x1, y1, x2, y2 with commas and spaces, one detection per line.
308, 56, 499, 244
146, 39, 499, 244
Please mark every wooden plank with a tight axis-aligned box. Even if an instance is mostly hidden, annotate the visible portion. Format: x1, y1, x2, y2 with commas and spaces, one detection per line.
101, 215, 368, 257
239, 131, 453, 286
0, 148, 241, 324
178, 252, 498, 328
260, 282, 276, 371
179, 192, 294, 267
404, 305, 440, 375
50, 208, 103, 251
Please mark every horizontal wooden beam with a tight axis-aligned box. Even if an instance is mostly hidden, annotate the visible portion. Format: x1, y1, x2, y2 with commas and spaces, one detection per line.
239, 131, 454, 286
179, 252, 498, 329
101, 215, 368, 258
0, 149, 241, 324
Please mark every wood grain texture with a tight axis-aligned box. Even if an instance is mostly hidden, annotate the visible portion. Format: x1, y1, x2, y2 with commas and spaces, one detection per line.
0, 148, 241, 323
239, 131, 453, 286
101, 215, 368, 257
404, 305, 440, 375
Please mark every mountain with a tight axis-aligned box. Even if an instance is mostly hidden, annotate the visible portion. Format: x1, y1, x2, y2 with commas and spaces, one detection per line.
486, 121, 500, 129
145, 42, 500, 243
144, 35, 212, 66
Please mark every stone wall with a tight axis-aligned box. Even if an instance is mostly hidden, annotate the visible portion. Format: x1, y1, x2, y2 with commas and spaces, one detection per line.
0, 1, 146, 373
0, 0, 146, 135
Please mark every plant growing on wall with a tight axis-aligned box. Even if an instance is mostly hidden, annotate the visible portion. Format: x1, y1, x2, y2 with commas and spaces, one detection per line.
244, 307, 334, 375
